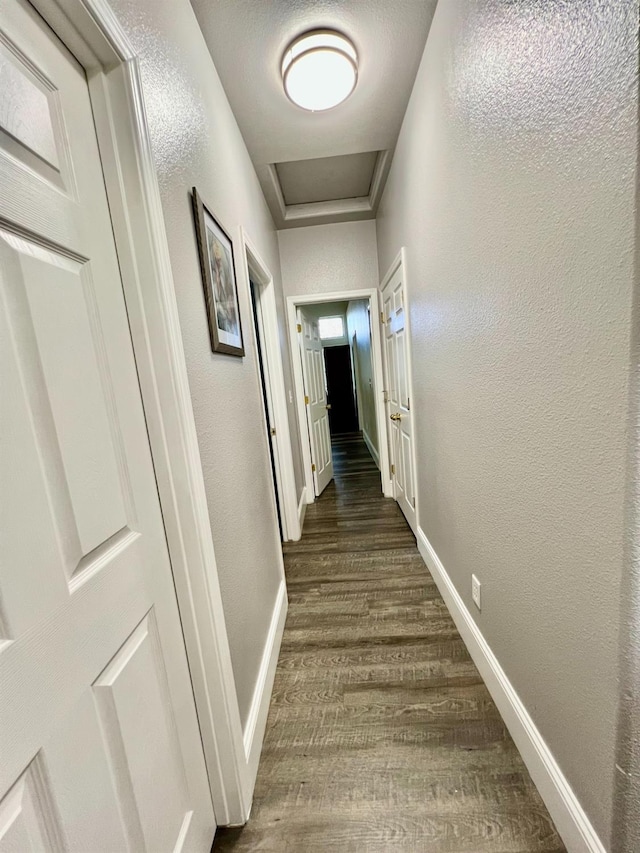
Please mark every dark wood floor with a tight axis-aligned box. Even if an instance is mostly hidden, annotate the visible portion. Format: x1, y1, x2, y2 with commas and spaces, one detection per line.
213, 434, 565, 852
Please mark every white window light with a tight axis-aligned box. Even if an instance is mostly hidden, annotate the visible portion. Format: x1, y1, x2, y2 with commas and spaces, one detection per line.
319, 316, 345, 340
281, 30, 358, 112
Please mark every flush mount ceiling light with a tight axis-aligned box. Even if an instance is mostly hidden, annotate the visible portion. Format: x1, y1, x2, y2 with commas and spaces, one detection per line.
281, 30, 358, 112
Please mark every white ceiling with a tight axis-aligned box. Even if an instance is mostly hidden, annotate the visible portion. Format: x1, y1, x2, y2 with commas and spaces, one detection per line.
190, 0, 437, 228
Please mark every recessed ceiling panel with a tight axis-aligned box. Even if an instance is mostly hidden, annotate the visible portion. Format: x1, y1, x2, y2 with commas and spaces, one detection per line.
276, 151, 379, 206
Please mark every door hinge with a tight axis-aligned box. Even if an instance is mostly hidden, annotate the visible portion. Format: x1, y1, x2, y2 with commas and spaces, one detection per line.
407, 396, 410, 410
270, 427, 276, 437
380, 311, 385, 324
304, 395, 309, 405
297, 323, 302, 333
412, 496, 416, 508
391, 464, 395, 476
312, 463, 316, 472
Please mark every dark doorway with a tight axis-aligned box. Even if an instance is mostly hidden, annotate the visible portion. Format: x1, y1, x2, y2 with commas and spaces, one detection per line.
324, 345, 359, 436
250, 279, 283, 539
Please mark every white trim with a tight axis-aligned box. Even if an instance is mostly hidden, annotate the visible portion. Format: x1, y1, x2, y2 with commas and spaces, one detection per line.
363, 429, 380, 469
284, 196, 372, 225
265, 164, 287, 221
415, 526, 606, 853
241, 229, 301, 541
367, 150, 392, 212
243, 581, 288, 784
32, 0, 253, 825
297, 487, 308, 531
286, 289, 392, 502
379, 247, 420, 525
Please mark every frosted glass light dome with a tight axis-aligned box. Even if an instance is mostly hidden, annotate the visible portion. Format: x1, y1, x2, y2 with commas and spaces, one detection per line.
282, 31, 358, 112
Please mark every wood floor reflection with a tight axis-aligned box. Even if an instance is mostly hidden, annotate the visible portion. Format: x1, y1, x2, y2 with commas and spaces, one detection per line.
213, 434, 565, 852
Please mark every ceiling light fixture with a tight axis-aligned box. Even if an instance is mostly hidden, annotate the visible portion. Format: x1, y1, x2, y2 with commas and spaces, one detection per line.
281, 30, 358, 112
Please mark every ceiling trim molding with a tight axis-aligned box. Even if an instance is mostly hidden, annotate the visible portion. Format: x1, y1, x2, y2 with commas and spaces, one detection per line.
266, 163, 287, 220
284, 194, 372, 221
266, 147, 393, 229
368, 148, 392, 211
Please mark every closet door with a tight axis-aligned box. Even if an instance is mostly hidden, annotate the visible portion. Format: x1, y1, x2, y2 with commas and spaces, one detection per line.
0, 2, 215, 849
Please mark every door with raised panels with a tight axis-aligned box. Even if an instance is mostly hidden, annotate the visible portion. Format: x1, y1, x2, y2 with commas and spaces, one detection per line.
0, 1, 215, 849
382, 264, 416, 532
298, 309, 333, 495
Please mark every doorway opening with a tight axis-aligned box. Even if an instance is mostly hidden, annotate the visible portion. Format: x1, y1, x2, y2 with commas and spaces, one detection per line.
250, 279, 283, 539
243, 234, 301, 543
324, 342, 359, 435
287, 290, 392, 506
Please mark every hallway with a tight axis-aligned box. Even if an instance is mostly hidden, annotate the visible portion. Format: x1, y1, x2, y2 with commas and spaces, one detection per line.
214, 436, 565, 852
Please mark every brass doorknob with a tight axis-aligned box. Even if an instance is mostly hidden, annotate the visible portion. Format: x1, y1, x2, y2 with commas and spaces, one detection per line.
326, 404, 332, 410
390, 412, 401, 421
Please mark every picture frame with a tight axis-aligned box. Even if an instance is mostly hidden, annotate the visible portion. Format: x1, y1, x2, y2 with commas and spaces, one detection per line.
192, 187, 245, 356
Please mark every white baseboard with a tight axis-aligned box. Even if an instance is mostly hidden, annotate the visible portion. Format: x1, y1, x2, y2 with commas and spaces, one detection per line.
363, 429, 380, 469
416, 527, 606, 853
297, 487, 308, 534
243, 580, 287, 785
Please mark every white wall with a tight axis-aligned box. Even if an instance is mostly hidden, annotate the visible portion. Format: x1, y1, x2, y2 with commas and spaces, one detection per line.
347, 300, 378, 464
278, 220, 379, 298
107, 0, 299, 728
376, 0, 638, 845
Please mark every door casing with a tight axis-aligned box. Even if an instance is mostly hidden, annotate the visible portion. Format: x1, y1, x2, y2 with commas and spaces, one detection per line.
287, 289, 392, 503
28, 0, 255, 825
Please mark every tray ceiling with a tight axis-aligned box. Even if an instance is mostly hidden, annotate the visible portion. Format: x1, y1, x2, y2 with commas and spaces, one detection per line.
275, 151, 380, 206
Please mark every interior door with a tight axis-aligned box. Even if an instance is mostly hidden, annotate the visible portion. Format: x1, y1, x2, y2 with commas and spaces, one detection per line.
0, 2, 215, 850
298, 309, 333, 495
382, 265, 417, 532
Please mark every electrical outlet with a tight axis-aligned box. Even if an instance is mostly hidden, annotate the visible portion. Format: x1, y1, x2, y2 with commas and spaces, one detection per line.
472, 574, 481, 610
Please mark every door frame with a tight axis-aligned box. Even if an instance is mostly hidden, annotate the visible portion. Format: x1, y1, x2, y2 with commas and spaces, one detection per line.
29, 0, 252, 825
242, 230, 301, 542
380, 248, 420, 531
286, 289, 392, 502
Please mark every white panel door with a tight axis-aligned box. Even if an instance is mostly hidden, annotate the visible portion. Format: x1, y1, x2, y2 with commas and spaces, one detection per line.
0, 2, 215, 850
382, 265, 416, 532
298, 309, 333, 495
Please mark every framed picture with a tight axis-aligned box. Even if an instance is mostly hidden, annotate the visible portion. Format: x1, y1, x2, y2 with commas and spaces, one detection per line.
192, 187, 245, 356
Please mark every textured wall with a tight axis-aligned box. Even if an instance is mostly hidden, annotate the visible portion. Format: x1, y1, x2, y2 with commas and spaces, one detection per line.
376, 0, 638, 844
347, 300, 378, 458
278, 220, 379, 298
107, 0, 298, 727
615, 142, 640, 851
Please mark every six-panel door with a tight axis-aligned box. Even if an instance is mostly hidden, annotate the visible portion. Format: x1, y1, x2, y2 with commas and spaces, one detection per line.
298, 310, 334, 495
0, 1, 215, 849
382, 266, 416, 532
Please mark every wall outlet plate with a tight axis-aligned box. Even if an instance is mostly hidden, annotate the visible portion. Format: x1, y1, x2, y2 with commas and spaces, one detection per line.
472, 574, 481, 610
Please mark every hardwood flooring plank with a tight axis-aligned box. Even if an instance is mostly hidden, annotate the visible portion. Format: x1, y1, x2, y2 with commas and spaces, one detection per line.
213, 435, 565, 852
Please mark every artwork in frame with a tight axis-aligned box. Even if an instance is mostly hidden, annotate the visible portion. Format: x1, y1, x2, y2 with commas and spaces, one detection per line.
192, 187, 245, 356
